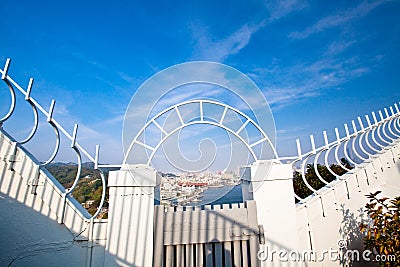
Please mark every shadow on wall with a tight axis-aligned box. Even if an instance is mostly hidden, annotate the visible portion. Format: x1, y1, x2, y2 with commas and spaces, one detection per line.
154, 202, 309, 267
0, 191, 100, 266
339, 204, 375, 267
0, 191, 139, 267
0, 133, 128, 267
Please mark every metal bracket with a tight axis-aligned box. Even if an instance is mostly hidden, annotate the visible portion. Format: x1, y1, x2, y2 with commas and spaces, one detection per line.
3, 155, 22, 162
6, 142, 20, 171
258, 224, 265, 244
229, 226, 266, 244
230, 228, 251, 238
7, 154, 22, 162
27, 166, 45, 194
27, 174, 45, 186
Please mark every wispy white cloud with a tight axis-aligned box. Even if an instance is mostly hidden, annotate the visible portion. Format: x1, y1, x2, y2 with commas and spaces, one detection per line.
252, 55, 373, 109
191, 22, 264, 62
191, 0, 306, 62
276, 126, 307, 135
265, 0, 308, 21
325, 39, 356, 56
289, 0, 388, 40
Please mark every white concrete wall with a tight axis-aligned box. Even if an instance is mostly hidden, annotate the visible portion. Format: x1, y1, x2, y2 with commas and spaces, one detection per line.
295, 145, 400, 266
242, 142, 400, 267
0, 129, 108, 266
105, 165, 160, 267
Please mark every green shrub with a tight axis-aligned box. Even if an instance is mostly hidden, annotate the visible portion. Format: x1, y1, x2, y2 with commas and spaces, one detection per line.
360, 191, 400, 266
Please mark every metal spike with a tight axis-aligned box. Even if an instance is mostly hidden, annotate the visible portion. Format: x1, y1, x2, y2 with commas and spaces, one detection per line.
25, 78, 34, 100
335, 128, 340, 141
389, 106, 395, 116
372, 112, 378, 124
394, 103, 399, 113
296, 139, 302, 159
351, 120, 357, 134
71, 124, 78, 147
47, 100, 56, 122
1, 58, 11, 80
378, 110, 384, 121
95, 145, 100, 169
365, 115, 372, 128
384, 108, 389, 118
344, 123, 350, 137
357, 117, 364, 130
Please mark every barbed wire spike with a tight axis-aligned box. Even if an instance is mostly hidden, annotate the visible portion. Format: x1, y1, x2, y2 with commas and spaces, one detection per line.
365, 115, 372, 128
335, 128, 341, 142
25, 78, 34, 100
351, 120, 358, 134
95, 145, 100, 170
357, 117, 365, 131
296, 139, 302, 160
378, 110, 384, 122
1, 58, 11, 80
47, 100, 56, 122
344, 123, 350, 139
389, 106, 395, 117
372, 111, 378, 125
71, 124, 78, 148
384, 108, 390, 119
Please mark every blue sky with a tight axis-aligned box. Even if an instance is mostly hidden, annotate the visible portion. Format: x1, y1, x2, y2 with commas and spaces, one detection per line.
0, 0, 399, 169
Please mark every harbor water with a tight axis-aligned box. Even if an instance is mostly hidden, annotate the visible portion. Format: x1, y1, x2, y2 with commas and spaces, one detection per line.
186, 184, 243, 206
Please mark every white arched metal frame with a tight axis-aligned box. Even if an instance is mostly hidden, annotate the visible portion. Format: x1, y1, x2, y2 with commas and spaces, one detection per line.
123, 99, 279, 165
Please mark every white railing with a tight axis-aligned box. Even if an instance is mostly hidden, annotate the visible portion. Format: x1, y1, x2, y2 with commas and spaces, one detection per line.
285, 101, 400, 202
0, 58, 107, 220
153, 200, 264, 267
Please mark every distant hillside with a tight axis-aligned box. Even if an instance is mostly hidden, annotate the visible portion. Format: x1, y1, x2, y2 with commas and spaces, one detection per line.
46, 162, 113, 217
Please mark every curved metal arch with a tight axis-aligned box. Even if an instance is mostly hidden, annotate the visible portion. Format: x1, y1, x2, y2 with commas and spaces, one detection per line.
90, 169, 107, 219
387, 107, 400, 138
313, 149, 331, 186
381, 118, 397, 143
40, 100, 61, 166
66, 146, 82, 194
65, 124, 83, 196
354, 132, 370, 161
371, 122, 387, 149
343, 138, 359, 168
291, 158, 306, 202
334, 144, 353, 173
376, 117, 392, 146
0, 71, 16, 123
17, 78, 39, 144
299, 153, 319, 195
364, 128, 381, 154
349, 121, 369, 162
332, 128, 354, 173
325, 144, 343, 178
19, 102, 39, 144
394, 116, 400, 133
123, 99, 278, 165
388, 117, 400, 138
